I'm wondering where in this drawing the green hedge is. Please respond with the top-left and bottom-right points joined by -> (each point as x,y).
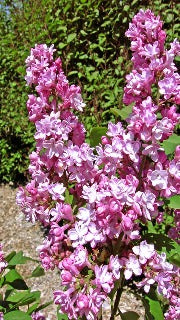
0,0 -> 179,182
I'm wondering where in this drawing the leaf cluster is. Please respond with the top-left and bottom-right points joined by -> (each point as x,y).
0,250 -> 52,319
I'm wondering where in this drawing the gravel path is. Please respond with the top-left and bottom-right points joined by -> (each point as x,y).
0,184 -> 145,319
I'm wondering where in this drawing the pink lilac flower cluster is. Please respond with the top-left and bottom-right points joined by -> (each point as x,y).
120,240 -> 180,318
17,10 -> 180,320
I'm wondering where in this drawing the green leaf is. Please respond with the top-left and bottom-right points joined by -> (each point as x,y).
147,221 -> 157,234
110,105 -> 133,120
4,310 -> 32,320
65,189 -> 73,205
8,251 -> 38,265
4,270 -> 22,283
123,5 -> 130,12
67,33 -> 76,44
121,311 -> 140,320
63,3 -> 71,14
0,304 -> 5,312
169,253 -> 180,267
6,290 -> 30,303
80,30 -> 87,36
19,291 -> 40,306
34,300 -> 53,313
57,314 -> 68,320
5,251 -> 16,263
7,290 -> 40,306
27,303 -> 39,315
30,265 -> 45,278
90,127 -> 107,147
143,293 -> 164,320
4,270 -> 28,290
168,195 -> 180,209
16,66 -> 25,75
166,13 -> 173,23
162,134 -> 180,155
68,71 -> 78,76
58,43 -> 67,49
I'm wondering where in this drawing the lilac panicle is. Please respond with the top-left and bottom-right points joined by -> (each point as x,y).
17,9 -> 180,319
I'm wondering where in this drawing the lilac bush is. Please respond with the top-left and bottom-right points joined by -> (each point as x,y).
17,9 -> 180,320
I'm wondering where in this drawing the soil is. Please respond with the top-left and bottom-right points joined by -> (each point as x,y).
0,184 -> 145,319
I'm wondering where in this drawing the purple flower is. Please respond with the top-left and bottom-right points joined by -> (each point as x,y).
137,277 -> 155,293
124,254 -> 142,280
76,293 -> 89,309
132,241 -> 155,264
0,244 -> 7,274
88,288 -> 107,318
31,312 -> 46,320
68,222 -> 88,247
109,255 -> 122,280
94,265 -> 114,293
48,183 -> 66,200
158,73 -> 180,100
0,313 -> 4,320
165,305 -> 180,320
148,169 -> 168,190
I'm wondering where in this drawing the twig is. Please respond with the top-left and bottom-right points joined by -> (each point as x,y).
110,286 -> 123,320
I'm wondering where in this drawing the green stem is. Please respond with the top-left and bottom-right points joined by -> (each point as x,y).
110,274 -> 125,320
110,286 -> 123,320
118,308 -> 124,319
97,306 -> 102,320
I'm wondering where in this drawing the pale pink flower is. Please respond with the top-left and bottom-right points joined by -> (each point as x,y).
132,241 -> 155,264
94,265 -> 114,293
31,311 -> 46,320
124,254 -> 142,280
48,183 -> 66,200
109,255 -> 122,280
0,313 -> 4,320
148,169 -> 168,190
68,222 -> 88,247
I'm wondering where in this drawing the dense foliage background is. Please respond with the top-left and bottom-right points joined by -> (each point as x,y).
0,0 -> 179,182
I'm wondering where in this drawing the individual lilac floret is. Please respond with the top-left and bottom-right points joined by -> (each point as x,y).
48,183 -> 66,201
31,312 -> 46,320
109,255 -> 122,280
0,244 -> 7,274
120,254 -> 142,280
132,240 -> 155,264
94,265 -> 114,293
0,313 -> 4,320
